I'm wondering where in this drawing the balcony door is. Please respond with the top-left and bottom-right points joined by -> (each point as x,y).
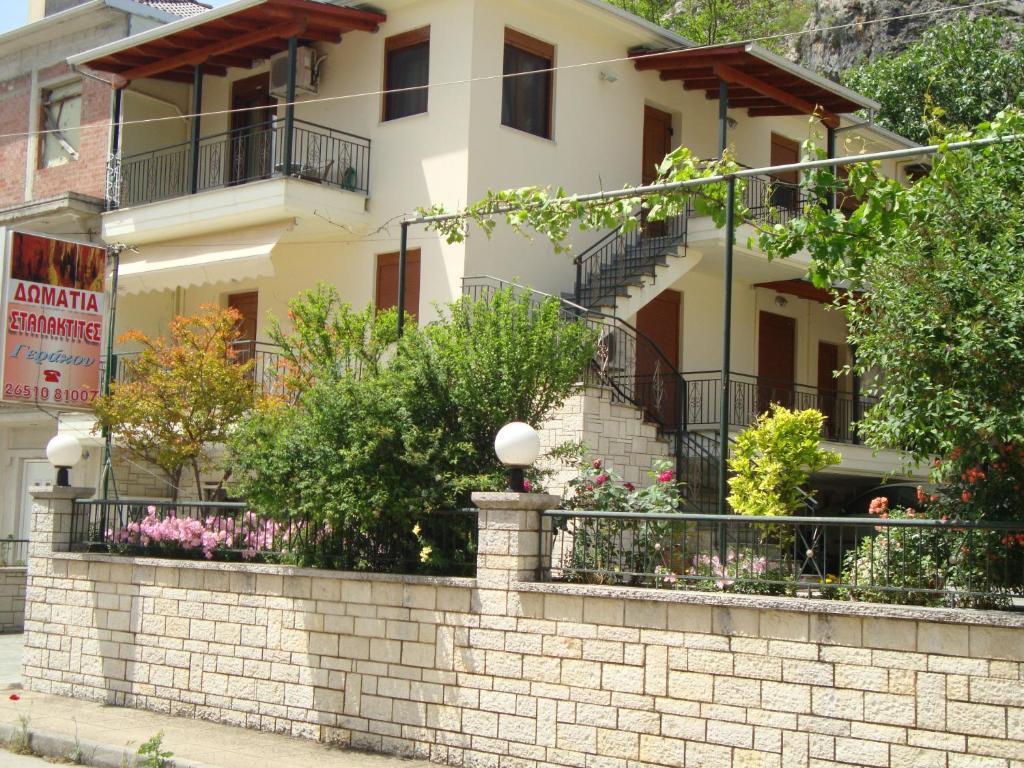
635,288 -> 680,427
230,74 -> 276,185
757,311 -> 795,415
642,106 -> 673,238
817,342 -> 840,439
770,133 -> 800,215
228,291 -> 259,365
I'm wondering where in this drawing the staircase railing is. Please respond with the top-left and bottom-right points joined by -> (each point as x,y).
462,274 -> 688,445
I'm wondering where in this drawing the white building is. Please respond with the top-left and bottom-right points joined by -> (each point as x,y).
65,0 -> 926,510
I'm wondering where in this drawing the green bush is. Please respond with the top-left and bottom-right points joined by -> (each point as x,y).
727,405 -> 840,517
229,285 -> 595,573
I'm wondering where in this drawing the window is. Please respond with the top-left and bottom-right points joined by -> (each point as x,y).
375,249 -> 421,322
40,80 -> 82,168
501,28 -> 554,139
383,27 -> 430,121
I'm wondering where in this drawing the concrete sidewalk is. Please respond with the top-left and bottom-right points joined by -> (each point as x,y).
0,688 -> 429,768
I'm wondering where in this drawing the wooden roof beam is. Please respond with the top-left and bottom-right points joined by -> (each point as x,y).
747,106 -> 803,118
117,21 -> 306,85
714,62 -> 839,128
264,0 -> 384,32
631,45 -> 747,70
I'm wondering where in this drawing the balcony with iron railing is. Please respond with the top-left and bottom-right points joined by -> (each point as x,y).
107,118 -> 371,210
112,340 -> 291,400
683,370 -> 877,444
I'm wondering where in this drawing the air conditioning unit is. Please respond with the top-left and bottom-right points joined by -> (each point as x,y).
270,47 -> 318,97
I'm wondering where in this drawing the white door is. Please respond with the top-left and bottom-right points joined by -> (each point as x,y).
19,460 -> 51,540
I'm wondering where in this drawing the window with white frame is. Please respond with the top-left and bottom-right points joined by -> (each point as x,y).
40,80 -> 82,168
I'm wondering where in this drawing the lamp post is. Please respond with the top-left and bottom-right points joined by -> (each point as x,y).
45,434 -> 82,488
494,422 -> 540,493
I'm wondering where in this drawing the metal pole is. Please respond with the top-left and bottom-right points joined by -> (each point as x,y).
718,79 -> 729,158
101,246 -> 121,502
717,177 -> 736,516
189,63 -> 204,194
283,36 -> 298,177
826,126 -> 837,210
397,221 -> 409,337
850,343 -> 862,445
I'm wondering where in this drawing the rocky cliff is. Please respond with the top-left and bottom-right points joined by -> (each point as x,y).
793,0 -> 1024,80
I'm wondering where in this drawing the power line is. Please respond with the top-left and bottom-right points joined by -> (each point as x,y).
0,0 -> 1007,142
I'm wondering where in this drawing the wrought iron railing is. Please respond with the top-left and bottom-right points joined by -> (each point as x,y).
109,118 -> 371,209
71,499 -> 478,576
542,509 -> 1024,609
0,539 -> 28,567
462,275 -> 687,435
683,370 -> 875,444
113,340 -> 291,399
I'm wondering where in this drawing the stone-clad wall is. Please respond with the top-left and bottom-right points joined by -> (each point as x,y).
23,489 -> 1024,767
0,567 -> 26,633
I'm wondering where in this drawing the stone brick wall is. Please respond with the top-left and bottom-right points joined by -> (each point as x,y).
0,568 -> 26,633
539,387 -> 673,494
23,490 -> 1024,768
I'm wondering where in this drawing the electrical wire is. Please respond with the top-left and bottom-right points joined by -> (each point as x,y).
0,0 -> 1009,142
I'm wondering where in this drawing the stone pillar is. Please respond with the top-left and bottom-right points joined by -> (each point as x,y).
29,486 -> 94,558
472,491 -> 560,587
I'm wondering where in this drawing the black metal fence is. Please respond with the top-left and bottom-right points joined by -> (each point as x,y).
543,510 -> 1024,609
70,499 -> 478,576
0,539 -> 28,567
683,370 -> 876,444
111,118 -> 371,209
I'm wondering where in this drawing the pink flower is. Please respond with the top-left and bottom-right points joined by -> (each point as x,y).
658,470 -> 674,483
595,473 -> 609,486
592,459 -> 603,470
522,479 -> 532,492
868,497 -> 889,516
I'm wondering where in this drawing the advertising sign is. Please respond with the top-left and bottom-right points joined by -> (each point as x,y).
0,229 -> 107,409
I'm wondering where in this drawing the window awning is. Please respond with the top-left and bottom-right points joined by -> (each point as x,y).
629,44 -> 877,129
69,0 -> 386,86
117,222 -> 289,294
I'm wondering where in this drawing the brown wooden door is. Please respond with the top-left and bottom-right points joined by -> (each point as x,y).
230,74 -> 276,184
770,133 -> 800,214
757,311 -> 796,415
228,291 -> 259,365
817,342 -> 840,439
636,288 -> 681,427
376,249 -> 421,323
642,106 -> 673,237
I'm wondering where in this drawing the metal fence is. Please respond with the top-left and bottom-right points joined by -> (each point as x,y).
542,510 -> 1024,609
683,370 -> 877,444
71,499 -> 478,576
0,539 -> 28,567
111,118 -> 371,209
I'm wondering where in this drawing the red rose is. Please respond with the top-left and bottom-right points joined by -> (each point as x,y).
624,482 -> 636,492
8,694 -> 19,701
658,470 -> 674,483
592,459 -> 603,470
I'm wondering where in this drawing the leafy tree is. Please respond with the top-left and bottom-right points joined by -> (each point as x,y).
229,286 -> 596,571
727,405 -> 840,517
94,306 -> 255,500
608,0 -> 811,49
759,108 -> 1024,518
844,15 -> 1024,144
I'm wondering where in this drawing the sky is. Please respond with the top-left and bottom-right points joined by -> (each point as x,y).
0,0 -> 236,35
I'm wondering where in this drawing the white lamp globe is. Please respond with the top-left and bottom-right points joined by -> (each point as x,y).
494,422 -> 540,468
46,434 -> 83,469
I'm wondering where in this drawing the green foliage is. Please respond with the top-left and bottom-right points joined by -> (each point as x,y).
844,15 -> 1024,144
727,405 -> 841,516
94,306 -> 255,500
565,457 -> 682,515
606,0 -> 812,50
136,732 -> 172,768
230,285 -> 595,572
759,108 -> 1024,502
422,147 -> 743,250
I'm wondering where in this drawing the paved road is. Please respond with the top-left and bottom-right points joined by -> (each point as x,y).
0,634 -> 21,689
0,750 -> 51,767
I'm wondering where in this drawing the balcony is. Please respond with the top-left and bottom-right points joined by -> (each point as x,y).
683,371 -> 877,444
107,119 -> 370,210
113,341 -> 290,400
